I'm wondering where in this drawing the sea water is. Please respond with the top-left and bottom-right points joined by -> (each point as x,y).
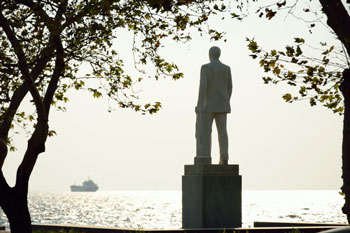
0,190 -> 347,229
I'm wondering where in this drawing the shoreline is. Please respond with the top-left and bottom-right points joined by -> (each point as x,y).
0,223 -> 346,233
1,221 -> 348,233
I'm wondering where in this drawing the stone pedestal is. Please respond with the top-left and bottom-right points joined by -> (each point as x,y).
182,157 -> 242,229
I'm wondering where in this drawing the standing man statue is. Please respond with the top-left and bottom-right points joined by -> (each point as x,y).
195,46 -> 232,165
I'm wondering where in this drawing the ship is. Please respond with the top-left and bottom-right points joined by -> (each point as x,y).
70,179 -> 99,192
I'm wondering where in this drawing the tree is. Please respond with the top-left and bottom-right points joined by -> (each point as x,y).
243,0 -> 350,222
0,0 -> 227,232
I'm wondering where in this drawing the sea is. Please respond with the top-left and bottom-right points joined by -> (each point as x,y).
0,190 -> 348,230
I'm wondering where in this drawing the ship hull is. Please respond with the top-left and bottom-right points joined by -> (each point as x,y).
70,185 -> 98,192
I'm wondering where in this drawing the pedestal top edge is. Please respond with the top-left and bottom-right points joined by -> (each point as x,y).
184,164 -> 239,175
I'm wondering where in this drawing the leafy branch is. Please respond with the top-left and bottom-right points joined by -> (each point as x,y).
247,37 -> 348,114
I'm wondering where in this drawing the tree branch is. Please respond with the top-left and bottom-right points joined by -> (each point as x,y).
0,11 -> 47,122
0,42 -> 57,166
14,0 -> 56,30
15,121 -> 48,188
42,1 -> 67,115
0,0 -> 67,171
0,27 -> 60,171
44,37 -> 64,114
10,1 -> 68,187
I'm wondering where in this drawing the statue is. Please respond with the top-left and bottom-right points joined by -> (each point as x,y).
195,46 -> 232,165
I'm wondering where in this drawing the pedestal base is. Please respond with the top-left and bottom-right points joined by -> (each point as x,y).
182,158 -> 242,229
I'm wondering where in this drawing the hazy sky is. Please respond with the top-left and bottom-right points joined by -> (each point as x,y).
2,1 -> 346,191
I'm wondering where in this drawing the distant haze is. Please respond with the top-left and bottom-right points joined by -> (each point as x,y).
3,1 -> 343,191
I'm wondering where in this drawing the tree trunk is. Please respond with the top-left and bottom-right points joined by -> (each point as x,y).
340,69 -> 350,223
318,0 -> 350,53
0,132 -> 48,233
0,183 -> 32,233
317,0 -> 350,223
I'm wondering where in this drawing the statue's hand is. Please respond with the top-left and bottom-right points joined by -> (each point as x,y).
195,106 -> 205,113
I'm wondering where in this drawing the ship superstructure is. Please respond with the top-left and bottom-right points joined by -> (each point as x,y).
70,179 -> 98,192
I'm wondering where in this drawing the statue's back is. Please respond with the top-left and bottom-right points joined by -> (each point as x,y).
202,61 -> 232,113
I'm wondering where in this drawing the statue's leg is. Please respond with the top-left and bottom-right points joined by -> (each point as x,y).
195,112 -> 202,156
197,111 -> 213,157
215,113 -> 229,164
203,112 -> 214,157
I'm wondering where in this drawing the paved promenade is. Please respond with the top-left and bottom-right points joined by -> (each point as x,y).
0,223 -> 348,233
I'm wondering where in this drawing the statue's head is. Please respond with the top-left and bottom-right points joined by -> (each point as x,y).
209,46 -> 221,61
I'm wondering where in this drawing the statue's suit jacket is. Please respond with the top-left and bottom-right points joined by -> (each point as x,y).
198,60 -> 233,113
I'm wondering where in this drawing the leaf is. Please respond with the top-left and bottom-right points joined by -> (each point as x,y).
287,81 -> 296,86
48,130 -> 57,137
299,86 -> 307,97
294,38 -> 305,44
276,1 -> 286,8
166,64 -> 173,72
282,93 -> 292,102
269,60 -> 276,67
259,59 -> 265,67
291,57 -> 298,63
296,46 -> 303,56
19,112 -> 25,118
310,97 -> 317,106
262,77 -> 272,84
273,67 -> 281,75
247,39 -> 259,53
231,12 -> 242,20
265,8 -> 277,20
94,91 -> 102,98
322,49 -> 329,55
173,73 -> 183,80
335,107 -> 344,114
319,66 -> 325,73
286,46 -> 295,57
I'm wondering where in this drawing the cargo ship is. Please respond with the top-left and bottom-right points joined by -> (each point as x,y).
70,179 -> 98,192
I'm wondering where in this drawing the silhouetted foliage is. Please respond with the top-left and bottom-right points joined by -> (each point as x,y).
0,0 -> 230,232
241,0 -> 350,223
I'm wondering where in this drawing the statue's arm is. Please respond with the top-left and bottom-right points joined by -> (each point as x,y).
197,65 -> 208,110
228,67 -> 233,99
